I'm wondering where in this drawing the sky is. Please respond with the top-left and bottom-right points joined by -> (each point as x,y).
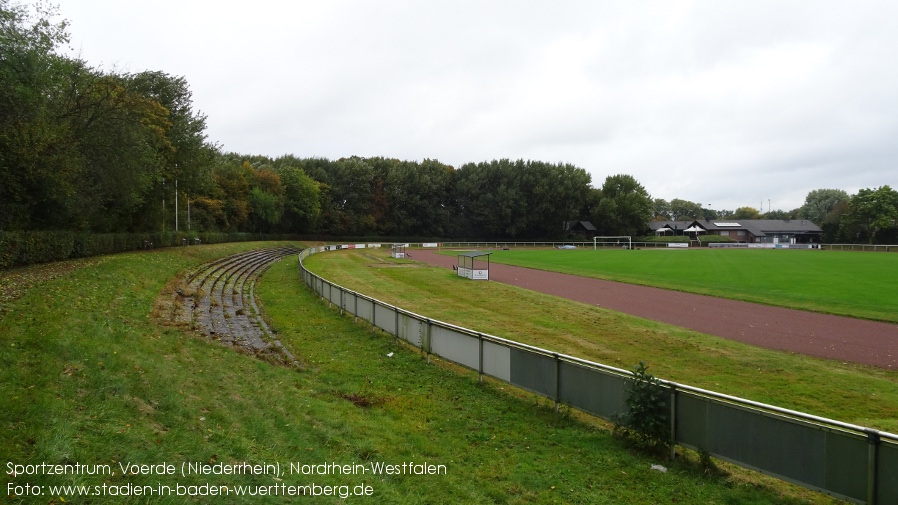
56,0 -> 898,212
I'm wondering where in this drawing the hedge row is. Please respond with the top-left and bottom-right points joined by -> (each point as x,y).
0,231 -> 295,270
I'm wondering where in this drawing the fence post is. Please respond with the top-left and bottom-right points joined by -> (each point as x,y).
669,383 -> 678,460
867,429 -> 880,505
424,319 -> 432,364
553,353 -> 560,413
478,333 -> 484,383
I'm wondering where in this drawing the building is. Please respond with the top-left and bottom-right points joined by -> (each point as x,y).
564,220 -> 597,238
648,219 -> 822,245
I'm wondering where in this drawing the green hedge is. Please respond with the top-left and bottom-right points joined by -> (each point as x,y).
0,231 -> 295,270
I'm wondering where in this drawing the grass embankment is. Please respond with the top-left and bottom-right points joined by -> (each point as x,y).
1,243 -> 838,503
303,249 -> 898,434
480,248 -> 898,322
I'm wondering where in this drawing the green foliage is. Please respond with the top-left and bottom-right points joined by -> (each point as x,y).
669,198 -> 706,220
613,361 -> 670,453
454,159 -> 592,239
696,234 -> 737,243
278,165 -> 321,233
249,186 -> 283,231
733,206 -> 761,220
593,174 -> 653,236
800,189 -> 849,224
638,235 -> 690,243
0,1 -> 212,233
0,230 -> 293,269
839,186 -> 898,244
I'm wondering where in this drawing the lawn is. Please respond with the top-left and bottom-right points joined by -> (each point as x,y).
0,243 -> 843,504
460,248 -> 898,322
302,248 -> 898,434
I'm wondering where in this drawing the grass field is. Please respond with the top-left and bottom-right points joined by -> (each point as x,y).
303,249 -> 898,434
463,248 -> 898,323
0,243 -> 846,504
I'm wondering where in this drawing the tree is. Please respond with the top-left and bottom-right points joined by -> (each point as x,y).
454,160 -> 525,238
799,189 -> 849,224
593,174 -> 653,236
733,207 -> 761,220
0,0 -> 73,229
128,71 -> 212,231
278,165 -> 320,233
652,199 -> 672,220
249,186 -> 282,232
763,209 -> 791,219
211,161 -> 252,231
382,158 -> 456,237
839,186 -> 898,244
65,70 -> 173,231
799,189 -> 848,241
518,161 -> 592,239
669,199 -> 704,221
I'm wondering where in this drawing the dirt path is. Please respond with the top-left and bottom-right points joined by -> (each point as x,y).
413,249 -> 898,369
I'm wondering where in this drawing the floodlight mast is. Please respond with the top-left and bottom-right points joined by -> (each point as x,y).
593,236 -> 632,250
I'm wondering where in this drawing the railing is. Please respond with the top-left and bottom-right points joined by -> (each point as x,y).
822,243 -> 897,252
425,241 -> 898,251
297,246 -> 898,504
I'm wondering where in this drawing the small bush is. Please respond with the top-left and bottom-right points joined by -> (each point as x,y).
613,361 -> 670,453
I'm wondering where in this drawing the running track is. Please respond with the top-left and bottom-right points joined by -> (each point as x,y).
413,250 -> 898,369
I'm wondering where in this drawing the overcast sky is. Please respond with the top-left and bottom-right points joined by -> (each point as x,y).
58,0 -> 897,212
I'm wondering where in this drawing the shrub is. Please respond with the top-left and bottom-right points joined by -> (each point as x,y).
613,361 -> 670,453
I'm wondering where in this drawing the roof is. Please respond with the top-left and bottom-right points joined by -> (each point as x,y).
565,220 -> 597,231
648,219 -> 822,237
457,251 -> 493,258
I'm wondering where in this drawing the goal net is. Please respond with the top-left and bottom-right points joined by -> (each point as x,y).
593,236 -> 632,250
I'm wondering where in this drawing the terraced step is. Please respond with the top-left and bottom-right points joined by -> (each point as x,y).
175,246 -> 301,367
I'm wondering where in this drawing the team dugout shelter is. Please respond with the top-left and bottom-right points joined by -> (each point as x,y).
457,251 -> 491,280
391,243 -> 407,258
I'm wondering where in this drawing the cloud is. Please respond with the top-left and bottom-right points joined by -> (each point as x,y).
61,0 -> 898,211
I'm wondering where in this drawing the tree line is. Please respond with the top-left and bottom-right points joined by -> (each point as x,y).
2,1 -> 896,244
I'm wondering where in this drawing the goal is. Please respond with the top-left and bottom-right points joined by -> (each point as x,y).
593,236 -> 632,250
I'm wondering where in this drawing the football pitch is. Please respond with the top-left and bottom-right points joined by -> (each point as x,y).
479,248 -> 898,323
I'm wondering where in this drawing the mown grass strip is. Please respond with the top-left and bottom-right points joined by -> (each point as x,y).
473,248 -> 898,322
0,243 -> 838,503
303,249 -> 898,433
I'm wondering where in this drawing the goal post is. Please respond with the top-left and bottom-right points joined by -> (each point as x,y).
593,236 -> 632,250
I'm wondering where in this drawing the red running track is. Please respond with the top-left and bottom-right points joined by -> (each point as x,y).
413,250 -> 898,369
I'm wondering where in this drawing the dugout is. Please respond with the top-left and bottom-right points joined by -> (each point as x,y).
457,252 -> 492,280
391,244 -> 407,259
